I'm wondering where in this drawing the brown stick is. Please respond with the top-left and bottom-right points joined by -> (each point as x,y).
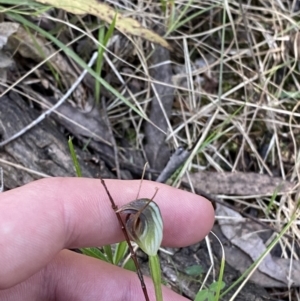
100,178 -> 150,301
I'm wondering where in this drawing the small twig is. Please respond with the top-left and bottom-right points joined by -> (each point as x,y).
0,52 -> 98,147
0,158 -> 51,178
100,178 -> 150,301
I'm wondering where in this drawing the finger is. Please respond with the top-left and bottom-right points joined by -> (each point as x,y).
0,250 -> 191,301
0,178 -> 214,288
53,250 -> 191,301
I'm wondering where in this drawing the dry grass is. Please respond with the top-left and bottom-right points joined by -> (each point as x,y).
102,0 -> 300,296
1,0 -> 300,299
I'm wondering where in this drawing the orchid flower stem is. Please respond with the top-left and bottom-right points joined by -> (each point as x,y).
149,254 -> 163,301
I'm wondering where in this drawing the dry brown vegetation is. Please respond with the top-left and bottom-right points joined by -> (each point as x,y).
0,0 -> 300,300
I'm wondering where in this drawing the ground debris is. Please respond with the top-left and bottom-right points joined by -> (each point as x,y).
183,171 -> 294,196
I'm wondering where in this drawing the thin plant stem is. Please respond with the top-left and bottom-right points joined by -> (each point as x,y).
135,162 -> 148,199
100,178 -> 150,301
149,254 -> 163,301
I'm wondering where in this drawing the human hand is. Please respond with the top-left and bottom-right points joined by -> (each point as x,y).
0,177 -> 214,301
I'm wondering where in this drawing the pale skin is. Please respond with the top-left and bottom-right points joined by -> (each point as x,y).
0,177 -> 215,301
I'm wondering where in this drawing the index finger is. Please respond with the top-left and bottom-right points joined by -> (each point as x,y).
0,177 -> 214,289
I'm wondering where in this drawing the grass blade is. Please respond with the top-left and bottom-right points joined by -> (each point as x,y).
81,247 -> 109,262
113,240 -> 128,265
68,136 -> 82,177
103,245 -> 113,263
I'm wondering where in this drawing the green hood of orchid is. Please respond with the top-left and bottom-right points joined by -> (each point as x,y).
117,198 -> 163,256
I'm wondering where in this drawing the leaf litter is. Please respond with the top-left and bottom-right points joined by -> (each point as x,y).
216,204 -> 300,287
185,170 -> 299,287
5,24 -> 88,109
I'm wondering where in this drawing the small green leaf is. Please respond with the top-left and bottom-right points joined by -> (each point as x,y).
195,289 -> 210,301
209,281 -> 225,292
81,247 -> 108,262
103,245 -> 113,263
208,293 -> 215,301
123,258 -> 136,272
184,264 -> 204,276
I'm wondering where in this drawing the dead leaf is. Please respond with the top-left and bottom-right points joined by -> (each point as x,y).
6,26 -> 87,109
216,204 -> 300,287
184,171 -> 294,196
212,224 -> 297,288
0,52 -> 14,82
0,22 -> 19,82
0,52 -> 13,69
0,22 -> 19,49
35,0 -> 171,50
